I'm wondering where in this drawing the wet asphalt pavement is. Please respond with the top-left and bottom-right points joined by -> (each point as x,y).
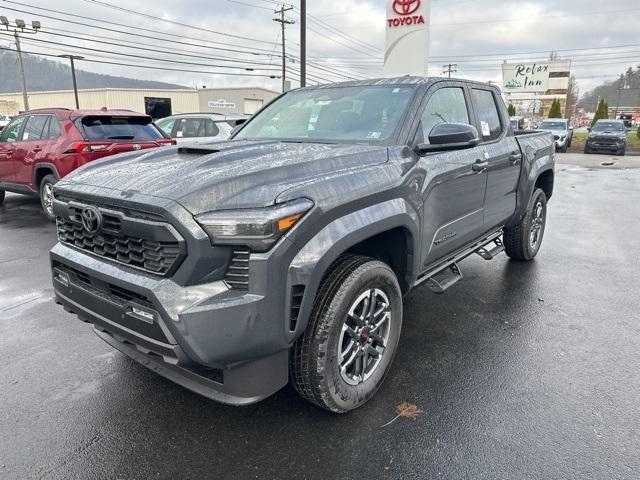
1,160 -> 639,479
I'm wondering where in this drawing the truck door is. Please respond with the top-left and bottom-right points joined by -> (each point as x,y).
14,114 -> 51,186
416,85 -> 489,267
469,88 -> 521,230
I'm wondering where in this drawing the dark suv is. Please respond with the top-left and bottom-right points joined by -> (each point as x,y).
584,120 -> 627,155
0,108 -> 174,219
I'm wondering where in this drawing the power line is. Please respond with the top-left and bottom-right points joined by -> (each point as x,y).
2,2 -> 283,57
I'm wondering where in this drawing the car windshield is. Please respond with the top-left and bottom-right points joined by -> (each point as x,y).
592,122 -> 625,132
236,85 -> 416,143
77,116 -> 164,141
538,121 -> 566,130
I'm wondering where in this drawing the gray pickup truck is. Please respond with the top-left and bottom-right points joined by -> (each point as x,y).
50,77 -> 555,413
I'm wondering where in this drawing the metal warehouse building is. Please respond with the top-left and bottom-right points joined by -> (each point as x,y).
0,87 -> 279,117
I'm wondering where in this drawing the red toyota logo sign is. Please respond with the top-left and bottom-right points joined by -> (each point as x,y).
392,0 -> 421,16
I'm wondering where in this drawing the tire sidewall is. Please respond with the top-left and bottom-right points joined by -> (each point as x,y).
320,263 -> 402,412
39,175 -> 56,221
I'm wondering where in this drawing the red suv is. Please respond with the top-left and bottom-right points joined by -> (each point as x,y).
0,108 -> 174,220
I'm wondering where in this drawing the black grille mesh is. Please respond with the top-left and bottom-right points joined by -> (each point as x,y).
57,217 -> 181,275
224,248 -> 250,290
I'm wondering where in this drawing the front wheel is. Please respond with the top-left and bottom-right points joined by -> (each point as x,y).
39,174 -> 57,222
504,188 -> 547,261
290,255 -> 403,413
0,189 -> 5,205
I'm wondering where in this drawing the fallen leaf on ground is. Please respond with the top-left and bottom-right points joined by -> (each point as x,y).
380,402 -> 423,427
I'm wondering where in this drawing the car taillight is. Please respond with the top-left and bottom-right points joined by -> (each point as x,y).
63,142 -> 111,154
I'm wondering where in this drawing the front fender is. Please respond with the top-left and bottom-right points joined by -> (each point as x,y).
286,198 -> 419,340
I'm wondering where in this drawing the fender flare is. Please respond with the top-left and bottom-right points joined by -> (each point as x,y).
32,163 -> 61,189
285,198 -> 420,341
506,149 -> 555,227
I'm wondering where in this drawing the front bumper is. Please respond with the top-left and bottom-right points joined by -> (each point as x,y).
586,140 -> 625,152
51,242 -> 290,405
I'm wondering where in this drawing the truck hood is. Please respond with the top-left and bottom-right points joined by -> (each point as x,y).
62,140 -> 389,214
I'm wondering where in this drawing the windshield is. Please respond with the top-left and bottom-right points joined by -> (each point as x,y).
592,122 -> 625,132
236,85 -> 416,143
77,116 -> 164,141
538,121 -> 567,130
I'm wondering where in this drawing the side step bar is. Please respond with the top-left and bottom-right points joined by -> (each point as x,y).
415,231 -> 505,294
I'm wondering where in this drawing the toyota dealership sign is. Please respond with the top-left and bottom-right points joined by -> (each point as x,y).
384,0 -> 431,77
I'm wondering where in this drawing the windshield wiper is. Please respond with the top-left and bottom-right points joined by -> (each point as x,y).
106,135 -> 136,140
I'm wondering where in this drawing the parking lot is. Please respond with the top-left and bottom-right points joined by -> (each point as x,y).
1,154 -> 639,479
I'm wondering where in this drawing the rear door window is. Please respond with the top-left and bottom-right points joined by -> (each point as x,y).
22,115 -> 49,141
175,118 -> 204,138
47,116 -> 62,139
204,120 -> 221,137
471,89 -> 503,141
77,116 -> 163,141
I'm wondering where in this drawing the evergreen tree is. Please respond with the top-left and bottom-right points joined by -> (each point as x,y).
548,98 -> 562,118
591,99 -> 609,127
508,104 -> 516,116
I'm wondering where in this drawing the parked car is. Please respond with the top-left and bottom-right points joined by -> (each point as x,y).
155,113 -> 240,144
584,120 -> 627,156
537,119 -> 573,152
0,114 -> 10,131
50,77 -> 555,412
510,116 -> 525,131
0,108 -> 174,219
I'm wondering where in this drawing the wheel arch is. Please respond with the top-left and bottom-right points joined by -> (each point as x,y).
286,199 -> 420,341
33,163 -> 60,191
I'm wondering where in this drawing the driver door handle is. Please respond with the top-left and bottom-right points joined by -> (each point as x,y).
509,151 -> 522,163
472,160 -> 488,172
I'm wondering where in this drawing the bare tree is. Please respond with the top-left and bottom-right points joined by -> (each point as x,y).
564,75 -> 579,121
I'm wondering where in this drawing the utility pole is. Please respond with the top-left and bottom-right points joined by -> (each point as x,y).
1,17 -> 41,112
13,32 -> 29,111
58,55 -> 84,109
300,0 -> 306,87
273,5 -> 294,93
442,64 -> 457,78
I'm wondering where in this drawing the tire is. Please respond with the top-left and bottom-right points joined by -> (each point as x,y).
567,137 -> 572,148
0,189 -> 4,205
618,146 -> 626,156
39,174 -> 57,222
560,144 -> 567,153
584,145 -> 591,154
504,188 -> 547,261
290,254 -> 403,413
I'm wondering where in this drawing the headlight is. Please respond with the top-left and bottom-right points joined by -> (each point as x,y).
195,198 -> 314,252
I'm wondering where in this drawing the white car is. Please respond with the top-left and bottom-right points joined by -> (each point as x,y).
0,114 -> 10,131
155,113 -> 239,144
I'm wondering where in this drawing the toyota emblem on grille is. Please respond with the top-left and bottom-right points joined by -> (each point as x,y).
392,0 -> 420,15
80,206 -> 102,234
132,144 -> 142,151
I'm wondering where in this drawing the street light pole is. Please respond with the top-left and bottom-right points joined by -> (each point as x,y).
1,17 -> 41,112
59,55 -> 84,109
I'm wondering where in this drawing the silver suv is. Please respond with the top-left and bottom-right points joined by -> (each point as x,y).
537,119 -> 573,152
155,113 -> 239,144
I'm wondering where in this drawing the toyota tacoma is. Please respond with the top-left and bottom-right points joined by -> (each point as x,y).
50,78 -> 555,412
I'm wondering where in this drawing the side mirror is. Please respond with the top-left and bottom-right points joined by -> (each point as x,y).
587,127 -> 591,132
416,123 -> 479,154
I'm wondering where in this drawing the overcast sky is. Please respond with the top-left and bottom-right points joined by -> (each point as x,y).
1,0 -> 638,95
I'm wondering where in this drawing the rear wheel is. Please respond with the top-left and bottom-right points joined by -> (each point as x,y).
0,189 -> 5,205
290,255 -> 403,413
504,188 -> 547,261
39,174 -> 57,222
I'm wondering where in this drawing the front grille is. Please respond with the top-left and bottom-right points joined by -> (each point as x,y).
224,248 -> 250,290
594,135 -> 620,145
57,217 -> 182,276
